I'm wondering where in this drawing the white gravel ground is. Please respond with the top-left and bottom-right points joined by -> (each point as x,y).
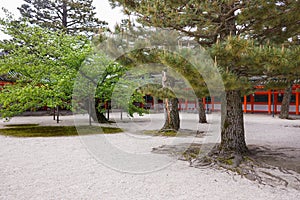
0,113 -> 299,199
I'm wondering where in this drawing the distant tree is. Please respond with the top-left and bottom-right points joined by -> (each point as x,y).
260,45 -> 300,119
18,0 -> 107,35
279,44 -> 300,119
279,82 -> 293,119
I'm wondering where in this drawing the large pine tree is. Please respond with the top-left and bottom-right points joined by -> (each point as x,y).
109,0 -> 300,158
18,0 -> 107,34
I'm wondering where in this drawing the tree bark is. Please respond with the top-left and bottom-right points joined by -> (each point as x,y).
279,83 -> 293,119
198,98 -> 207,123
87,99 -> 109,123
62,0 -> 68,31
161,98 -> 180,131
94,110 -> 109,123
219,90 -> 248,155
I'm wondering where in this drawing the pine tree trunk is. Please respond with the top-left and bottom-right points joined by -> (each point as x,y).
161,98 -> 180,131
198,99 -> 207,123
62,0 -> 68,31
219,90 -> 248,155
279,83 -> 293,119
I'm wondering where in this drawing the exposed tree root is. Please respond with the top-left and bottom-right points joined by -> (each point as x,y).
152,143 -> 300,191
191,146 -> 300,191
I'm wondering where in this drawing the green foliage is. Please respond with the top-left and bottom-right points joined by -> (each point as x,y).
0,13 -> 150,120
210,37 -> 259,91
18,0 -> 107,35
0,16 -> 91,118
253,44 -> 300,89
110,0 -> 300,87
239,0 -> 300,44
72,47 -> 148,118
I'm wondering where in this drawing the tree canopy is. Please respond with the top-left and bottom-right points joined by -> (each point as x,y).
18,0 -> 107,35
0,15 -> 90,118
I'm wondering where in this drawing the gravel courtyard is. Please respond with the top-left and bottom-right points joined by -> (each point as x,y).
0,113 -> 299,199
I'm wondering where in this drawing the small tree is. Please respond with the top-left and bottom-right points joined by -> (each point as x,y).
0,16 -> 90,118
73,49 -> 148,123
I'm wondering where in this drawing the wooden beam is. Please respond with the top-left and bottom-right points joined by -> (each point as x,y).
268,90 -> 272,114
296,91 -> 299,115
243,95 -> 247,113
211,96 -> 215,112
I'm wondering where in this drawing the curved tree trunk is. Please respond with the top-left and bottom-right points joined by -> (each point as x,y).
94,109 -> 109,123
198,98 -> 207,123
219,90 -> 248,155
89,99 -> 109,123
161,98 -> 180,131
279,83 -> 293,119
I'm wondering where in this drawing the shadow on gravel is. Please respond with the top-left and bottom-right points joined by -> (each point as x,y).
152,143 -> 300,190
248,145 -> 300,174
152,143 -> 300,174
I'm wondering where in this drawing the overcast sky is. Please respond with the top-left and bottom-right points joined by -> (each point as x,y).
0,0 -> 125,39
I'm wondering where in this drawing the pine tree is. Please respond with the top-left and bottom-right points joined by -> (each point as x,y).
109,0 -> 300,159
18,0 -> 107,34
241,0 -> 300,119
260,45 -> 300,119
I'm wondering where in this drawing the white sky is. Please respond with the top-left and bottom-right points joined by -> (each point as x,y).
0,0 -> 125,39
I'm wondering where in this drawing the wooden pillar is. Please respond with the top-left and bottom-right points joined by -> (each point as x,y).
153,97 -> 158,111
268,90 -> 272,114
250,94 -> 254,113
211,97 -> 214,112
243,95 -> 247,113
296,91 -> 299,115
185,99 -> 188,111
178,98 -> 181,111
275,93 -> 278,114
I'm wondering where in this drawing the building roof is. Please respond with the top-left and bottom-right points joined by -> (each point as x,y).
0,72 -> 17,82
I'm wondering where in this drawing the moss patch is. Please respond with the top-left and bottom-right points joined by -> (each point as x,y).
143,130 -> 178,137
4,124 -> 39,128
143,129 -> 198,137
182,146 -> 201,160
0,125 -> 123,137
217,157 -> 234,165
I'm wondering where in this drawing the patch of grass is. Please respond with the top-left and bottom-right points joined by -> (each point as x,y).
182,147 -> 201,160
143,129 -> 197,137
100,126 -> 123,134
4,124 -> 39,127
0,125 -> 123,137
217,157 -> 234,165
161,130 -> 178,137
143,130 -> 178,137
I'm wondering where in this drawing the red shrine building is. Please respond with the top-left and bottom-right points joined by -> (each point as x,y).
143,84 -> 300,115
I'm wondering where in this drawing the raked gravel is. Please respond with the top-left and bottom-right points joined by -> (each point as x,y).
0,113 -> 299,199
